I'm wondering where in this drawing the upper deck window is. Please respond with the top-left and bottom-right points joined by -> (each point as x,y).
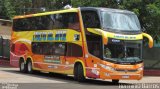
81,11 -> 100,28
101,11 -> 141,31
13,12 -> 79,31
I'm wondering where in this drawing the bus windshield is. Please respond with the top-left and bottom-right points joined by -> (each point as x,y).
101,11 -> 141,31
103,40 -> 142,64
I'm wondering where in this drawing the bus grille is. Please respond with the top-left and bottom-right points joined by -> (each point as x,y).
115,69 -> 138,72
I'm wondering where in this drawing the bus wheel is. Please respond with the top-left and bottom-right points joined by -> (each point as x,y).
19,59 -> 26,73
76,64 -> 86,82
74,65 -> 78,80
112,79 -> 119,84
27,60 -> 33,74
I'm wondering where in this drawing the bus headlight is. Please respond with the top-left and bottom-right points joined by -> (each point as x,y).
100,64 -> 114,71
138,67 -> 143,71
91,69 -> 99,75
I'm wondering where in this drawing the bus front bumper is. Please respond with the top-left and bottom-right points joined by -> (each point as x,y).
100,72 -> 143,80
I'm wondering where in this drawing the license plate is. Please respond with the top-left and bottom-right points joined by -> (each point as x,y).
122,75 -> 129,78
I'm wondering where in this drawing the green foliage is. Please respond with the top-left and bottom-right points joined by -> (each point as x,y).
4,0 -> 16,18
71,0 -> 160,39
145,1 -> 160,36
0,0 -> 8,18
71,0 -> 107,7
0,0 -> 160,39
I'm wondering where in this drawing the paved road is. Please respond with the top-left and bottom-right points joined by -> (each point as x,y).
0,67 -> 160,89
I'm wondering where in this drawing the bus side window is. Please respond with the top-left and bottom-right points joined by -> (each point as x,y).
51,14 -> 65,29
13,12 -> 80,31
66,43 -> 83,57
67,13 -> 80,31
32,42 -> 42,54
54,43 -> 66,56
32,42 -> 66,56
81,11 -> 100,28
86,33 -> 103,58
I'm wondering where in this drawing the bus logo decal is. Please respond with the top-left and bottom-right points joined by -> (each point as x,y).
33,31 -> 66,41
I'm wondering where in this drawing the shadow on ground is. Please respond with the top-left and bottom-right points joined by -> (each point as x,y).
2,68 -> 130,86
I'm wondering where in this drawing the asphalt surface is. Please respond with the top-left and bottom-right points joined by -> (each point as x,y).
0,67 -> 160,89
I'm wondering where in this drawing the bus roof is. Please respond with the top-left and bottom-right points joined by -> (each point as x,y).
80,7 -> 134,14
13,7 -> 134,19
13,8 -> 79,19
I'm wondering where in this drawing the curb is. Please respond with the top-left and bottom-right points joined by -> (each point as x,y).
144,70 -> 160,76
0,59 -> 11,67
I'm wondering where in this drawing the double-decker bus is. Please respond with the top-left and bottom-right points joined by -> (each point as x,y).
10,7 -> 153,83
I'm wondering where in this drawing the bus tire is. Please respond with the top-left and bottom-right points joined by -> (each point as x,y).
26,60 -> 33,74
19,59 -> 27,73
76,64 -> 86,82
112,79 -> 119,84
74,64 -> 78,81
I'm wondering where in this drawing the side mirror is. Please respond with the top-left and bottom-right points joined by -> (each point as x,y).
86,28 -> 108,45
142,33 -> 153,48
103,33 -> 108,45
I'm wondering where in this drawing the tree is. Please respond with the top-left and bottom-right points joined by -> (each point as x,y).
71,0 -> 160,40
0,0 -> 160,39
4,0 -> 17,18
0,0 -> 9,19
